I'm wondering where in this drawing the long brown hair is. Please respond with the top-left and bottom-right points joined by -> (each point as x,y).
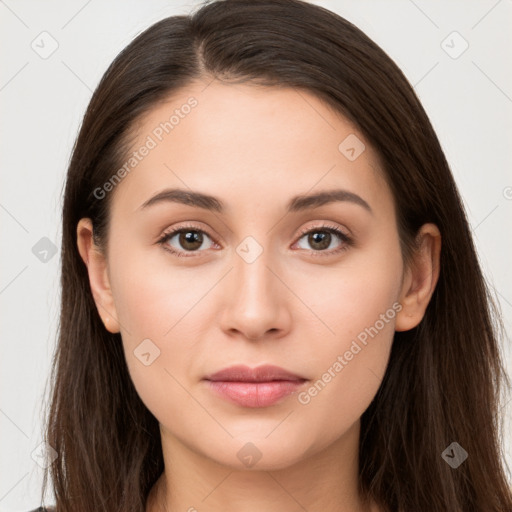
41,0 -> 512,510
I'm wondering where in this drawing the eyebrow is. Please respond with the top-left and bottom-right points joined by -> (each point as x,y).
138,187 -> 372,214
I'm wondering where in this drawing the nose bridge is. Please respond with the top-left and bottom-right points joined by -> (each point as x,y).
219,233 -> 290,340
234,234 -> 279,311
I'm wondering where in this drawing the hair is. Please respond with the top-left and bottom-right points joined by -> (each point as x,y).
40,0 -> 512,510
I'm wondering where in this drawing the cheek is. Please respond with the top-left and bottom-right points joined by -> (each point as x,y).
110,244 -> 213,341
290,238 -> 402,427
107,248 -> 195,409
291,232 -> 403,345
108,245 -> 235,421
292,296 -> 397,456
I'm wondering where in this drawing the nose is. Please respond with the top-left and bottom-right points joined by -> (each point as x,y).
219,245 -> 292,342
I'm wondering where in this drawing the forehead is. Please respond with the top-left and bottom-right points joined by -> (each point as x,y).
108,80 -> 393,218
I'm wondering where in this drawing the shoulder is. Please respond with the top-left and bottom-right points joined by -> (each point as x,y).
28,508 -> 56,512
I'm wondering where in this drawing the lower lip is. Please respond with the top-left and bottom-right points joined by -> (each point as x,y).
205,380 -> 306,408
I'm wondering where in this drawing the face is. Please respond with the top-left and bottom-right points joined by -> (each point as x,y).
86,81 -> 410,470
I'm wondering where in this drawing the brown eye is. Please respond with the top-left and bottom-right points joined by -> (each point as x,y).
158,225 -> 216,257
306,231 -> 332,250
177,230 -> 204,251
296,226 -> 350,254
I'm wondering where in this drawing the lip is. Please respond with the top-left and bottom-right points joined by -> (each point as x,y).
205,364 -> 306,383
203,364 -> 308,408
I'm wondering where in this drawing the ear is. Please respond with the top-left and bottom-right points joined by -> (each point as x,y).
76,218 -> 120,334
395,223 -> 441,332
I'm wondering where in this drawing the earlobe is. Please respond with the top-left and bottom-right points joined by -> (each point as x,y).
76,218 -> 121,334
395,223 -> 441,332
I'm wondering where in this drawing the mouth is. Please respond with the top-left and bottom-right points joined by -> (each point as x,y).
203,364 -> 308,408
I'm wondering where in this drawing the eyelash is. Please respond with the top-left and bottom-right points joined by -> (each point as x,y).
156,222 -> 353,258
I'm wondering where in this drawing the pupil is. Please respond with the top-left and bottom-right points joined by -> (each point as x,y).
310,231 -> 330,250
181,231 -> 202,250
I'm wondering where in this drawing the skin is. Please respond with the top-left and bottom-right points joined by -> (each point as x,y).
77,80 -> 441,512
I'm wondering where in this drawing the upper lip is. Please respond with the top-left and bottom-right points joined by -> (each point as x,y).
204,364 -> 307,382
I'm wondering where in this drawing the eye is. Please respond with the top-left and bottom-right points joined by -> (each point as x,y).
157,222 -> 353,258
157,223 -> 217,257
294,223 -> 353,256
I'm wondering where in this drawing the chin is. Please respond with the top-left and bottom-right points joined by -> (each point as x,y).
203,434 -> 313,472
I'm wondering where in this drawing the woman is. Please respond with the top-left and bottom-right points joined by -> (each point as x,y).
35,0 -> 512,511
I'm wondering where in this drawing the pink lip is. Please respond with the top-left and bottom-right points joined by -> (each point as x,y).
204,364 -> 308,408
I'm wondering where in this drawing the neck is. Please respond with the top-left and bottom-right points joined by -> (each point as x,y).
147,420 -> 377,512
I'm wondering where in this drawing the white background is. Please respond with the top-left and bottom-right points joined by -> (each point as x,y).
1,0 -> 511,509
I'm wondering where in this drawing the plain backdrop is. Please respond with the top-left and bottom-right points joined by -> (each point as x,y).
1,0 -> 511,509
